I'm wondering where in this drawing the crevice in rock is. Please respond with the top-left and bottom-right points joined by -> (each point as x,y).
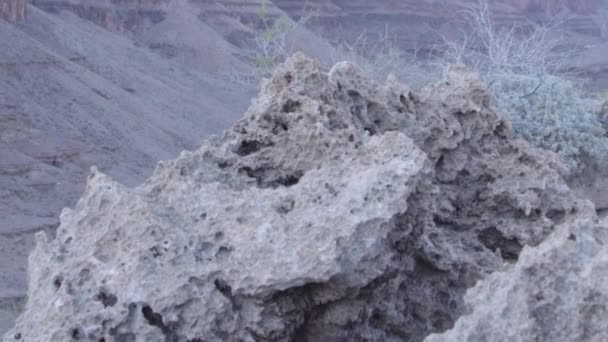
213,278 -> 232,299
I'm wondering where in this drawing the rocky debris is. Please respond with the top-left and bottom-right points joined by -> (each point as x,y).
425,215 -> 608,342
3,53 -> 594,341
0,0 -> 26,21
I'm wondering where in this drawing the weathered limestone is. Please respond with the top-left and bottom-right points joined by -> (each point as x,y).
3,54 -> 598,341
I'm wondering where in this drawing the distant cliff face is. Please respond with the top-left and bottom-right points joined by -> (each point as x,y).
30,0 -> 169,32
274,0 -> 605,48
29,0 -> 264,33
23,0 -> 608,88
28,0 -> 606,49
1,0 -> 26,22
511,0 -> 596,15
27,0 -> 335,75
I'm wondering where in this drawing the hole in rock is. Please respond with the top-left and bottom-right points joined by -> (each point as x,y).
53,276 -> 63,290
214,278 -> 233,299
546,209 -> 566,223
478,227 -> 523,261
284,73 -> 293,83
216,246 -> 233,260
276,199 -> 296,214
217,160 -> 231,169
142,306 -> 164,328
96,290 -> 118,307
150,246 -> 163,258
271,173 -> 303,187
239,166 -> 304,188
272,121 -> 289,134
141,305 -> 175,339
71,328 -> 81,340
282,99 -> 301,113
235,140 -> 264,156
238,166 -> 261,181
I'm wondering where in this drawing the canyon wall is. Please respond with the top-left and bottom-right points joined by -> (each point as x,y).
0,0 -> 26,22
27,0 -> 608,72
274,0 -> 605,49
511,0 -> 597,15
30,0 -> 169,32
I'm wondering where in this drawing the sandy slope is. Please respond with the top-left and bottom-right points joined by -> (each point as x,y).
0,5 -> 254,333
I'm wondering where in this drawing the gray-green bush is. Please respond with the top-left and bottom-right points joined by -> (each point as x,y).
441,0 -> 608,173
493,74 -> 607,171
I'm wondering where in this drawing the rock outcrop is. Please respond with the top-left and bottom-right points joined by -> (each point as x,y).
3,54 -> 598,341
0,0 -> 26,21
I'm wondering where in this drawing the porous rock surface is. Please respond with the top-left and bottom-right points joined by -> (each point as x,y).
425,216 -> 608,342
3,53 -> 593,341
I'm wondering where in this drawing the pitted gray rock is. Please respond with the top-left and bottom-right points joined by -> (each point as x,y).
425,214 -> 608,342
4,53 -> 593,341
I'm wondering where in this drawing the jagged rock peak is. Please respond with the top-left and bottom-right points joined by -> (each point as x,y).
4,53 -> 594,342
0,0 -> 26,22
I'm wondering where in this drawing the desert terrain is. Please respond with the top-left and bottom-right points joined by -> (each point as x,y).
1,0 -> 608,340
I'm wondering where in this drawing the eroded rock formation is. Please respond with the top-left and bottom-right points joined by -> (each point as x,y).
426,215 -> 608,342
3,54 -> 600,341
0,0 -> 26,21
